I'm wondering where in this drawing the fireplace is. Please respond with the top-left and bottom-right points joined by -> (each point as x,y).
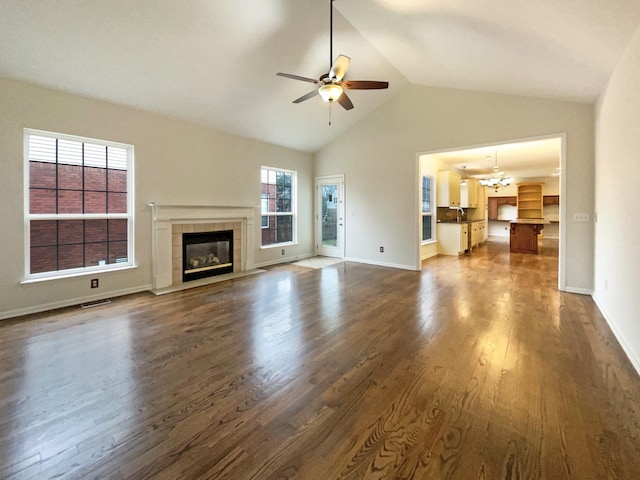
182,230 -> 233,282
150,204 -> 255,290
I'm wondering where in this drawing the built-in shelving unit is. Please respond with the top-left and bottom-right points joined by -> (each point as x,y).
517,183 -> 543,219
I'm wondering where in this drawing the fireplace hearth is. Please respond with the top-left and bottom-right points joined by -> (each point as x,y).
182,230 -> 233,282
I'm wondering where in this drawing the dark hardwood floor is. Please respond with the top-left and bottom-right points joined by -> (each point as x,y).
1,237 -> 639,479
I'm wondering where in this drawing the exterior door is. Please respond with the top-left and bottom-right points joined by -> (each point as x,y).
316,175 -> 344,258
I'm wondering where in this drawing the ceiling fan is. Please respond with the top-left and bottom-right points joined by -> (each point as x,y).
276,0 -> 389,112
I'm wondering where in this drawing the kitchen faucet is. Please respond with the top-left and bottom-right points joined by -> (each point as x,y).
456,207 -> 465,223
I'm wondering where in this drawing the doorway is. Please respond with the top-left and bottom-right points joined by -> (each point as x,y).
316,175 -> 345,258
417,134 -> 566,289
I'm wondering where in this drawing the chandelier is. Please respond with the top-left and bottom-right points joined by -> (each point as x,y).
479,148 -> 513,192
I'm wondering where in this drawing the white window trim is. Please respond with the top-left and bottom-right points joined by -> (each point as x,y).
260,166 -> 297,248
23,128 -> 136,282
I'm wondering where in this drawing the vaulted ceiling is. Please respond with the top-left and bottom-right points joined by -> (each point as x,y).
1,1 -> 639,153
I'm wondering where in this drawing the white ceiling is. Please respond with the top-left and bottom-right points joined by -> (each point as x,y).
1,1 -> 639,153
425,137 -> 561,179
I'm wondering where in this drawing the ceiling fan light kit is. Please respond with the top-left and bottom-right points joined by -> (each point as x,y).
276,0 -> 389,118
318,83 -> 344,102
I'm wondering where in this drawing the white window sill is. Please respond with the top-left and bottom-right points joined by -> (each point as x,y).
260,241 -> 297,250
421,239 -> 436,246
21,265 -> 138,285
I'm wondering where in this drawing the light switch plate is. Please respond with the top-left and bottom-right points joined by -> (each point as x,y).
573,213 -> 589,222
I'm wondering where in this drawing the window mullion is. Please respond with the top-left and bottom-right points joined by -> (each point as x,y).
54,139 -> 59,271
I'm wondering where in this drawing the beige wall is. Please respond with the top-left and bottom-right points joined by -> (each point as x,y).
315,84 -> 594,291
0,77 -> 314,319
593,25 -> 640,373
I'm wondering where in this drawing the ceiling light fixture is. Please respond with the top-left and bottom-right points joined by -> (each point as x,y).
460,165 -> 468,186
479,148 -> 513,192
318,83 -> 344,103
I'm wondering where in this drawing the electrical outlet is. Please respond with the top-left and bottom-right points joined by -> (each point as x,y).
380,246 -> 384,253
90,278 -> 99,288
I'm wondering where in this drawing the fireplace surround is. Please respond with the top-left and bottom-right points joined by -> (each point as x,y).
150,204 -> 256,290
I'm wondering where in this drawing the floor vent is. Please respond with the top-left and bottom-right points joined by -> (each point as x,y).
81,299 -> 111,309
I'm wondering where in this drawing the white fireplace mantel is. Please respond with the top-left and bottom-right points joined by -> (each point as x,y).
150,203 -> 258,289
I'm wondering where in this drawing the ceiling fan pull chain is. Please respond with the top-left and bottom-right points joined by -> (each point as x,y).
329,103 -> 332,126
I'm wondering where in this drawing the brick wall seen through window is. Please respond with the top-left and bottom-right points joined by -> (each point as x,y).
26,131 -> 133,277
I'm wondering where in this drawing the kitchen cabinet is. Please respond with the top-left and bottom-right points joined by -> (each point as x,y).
477,183 -> 486,212
470,220 -> 486,248
488,196 -> 517,220
436,222 -> 468,255
460,178 -> 479,208
437,171 -> 461,207
517,183 -> 544,219
510,220 -> 545,254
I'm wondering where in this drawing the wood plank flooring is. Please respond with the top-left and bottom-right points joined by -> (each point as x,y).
1,237 -> 639,479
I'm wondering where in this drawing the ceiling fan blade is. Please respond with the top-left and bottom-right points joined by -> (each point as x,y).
329,55 -> 351,81
292,89 -> 319,104
276,72 -> 320,84
337,92 -> 354,111
341,80 -> 389,90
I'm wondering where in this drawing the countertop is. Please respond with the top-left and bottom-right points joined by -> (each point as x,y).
437,219 -> 485,224
510,218 -> 547,225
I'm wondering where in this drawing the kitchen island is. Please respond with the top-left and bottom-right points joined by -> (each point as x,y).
509,219 -> 545,254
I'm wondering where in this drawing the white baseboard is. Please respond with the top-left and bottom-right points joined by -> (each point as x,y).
0,284 -> 152,321
592,293 -> 640,376
254,253 -> 314,269
421,252 -> 438,262
562,286 -> 593,295
344,256 -> 419,271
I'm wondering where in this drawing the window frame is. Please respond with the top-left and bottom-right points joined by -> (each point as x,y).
260,193 -> 270,229
260,166 -> 297,248
23,128 -> 135,282
421,174 -> 435,244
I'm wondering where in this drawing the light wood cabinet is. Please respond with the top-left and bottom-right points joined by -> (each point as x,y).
460,178 -> 479,208
470,220 -> 486,248
437,171 -> 461,207
436,222 -> 468,255
517,183 -> 543,219
476,183 -> 485,212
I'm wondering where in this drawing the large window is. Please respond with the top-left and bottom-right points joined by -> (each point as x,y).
261,167 -> 296,246
421,175 -> 434,242
25,129 -> 134,279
